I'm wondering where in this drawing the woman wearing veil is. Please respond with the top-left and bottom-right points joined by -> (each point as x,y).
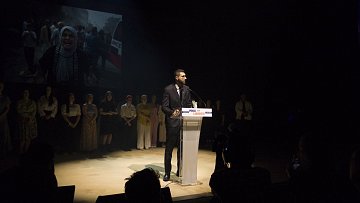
39,25 -> 91,90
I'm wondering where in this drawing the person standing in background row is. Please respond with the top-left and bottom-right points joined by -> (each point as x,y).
200,99 -> 214,145
235,93 -> 253,121
80,93 -> 98,153
161,69 -> 192,181
16,89 -> 37,154
99,91 -> 117,152
37,86 -> 58,148
119,95 -> 137,151
234,93 -> 253,136
150,95 -> 159,147
60,92 -> 81,154
136,94 -> 152,150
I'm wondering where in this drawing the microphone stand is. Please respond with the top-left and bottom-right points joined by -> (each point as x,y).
189,89 -> 207,108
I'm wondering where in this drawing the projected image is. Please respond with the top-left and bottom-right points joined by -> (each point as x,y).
2,3 -> 122,88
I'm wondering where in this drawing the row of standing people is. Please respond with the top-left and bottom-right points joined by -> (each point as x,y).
0,82 -> 167,158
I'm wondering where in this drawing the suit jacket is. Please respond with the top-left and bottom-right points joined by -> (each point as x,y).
162,83 -> 192,128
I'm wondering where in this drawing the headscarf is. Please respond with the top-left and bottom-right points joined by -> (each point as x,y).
54,26 -> 79,82
58,26 -> 78,55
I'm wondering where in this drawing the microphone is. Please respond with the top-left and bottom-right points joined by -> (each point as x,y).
188,88 -> 207,108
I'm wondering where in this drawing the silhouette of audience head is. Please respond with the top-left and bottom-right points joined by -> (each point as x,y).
286,129 -> 333,180
288,129 -> 360,203
223,123 -> 254,168
125,167 -> 161,203
296,130 -> 330,171
209,122 -> 271,203
1,142 -> 59,203
19,141 -> 58,202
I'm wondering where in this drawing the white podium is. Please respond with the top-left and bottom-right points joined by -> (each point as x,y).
179,108 -> 212,185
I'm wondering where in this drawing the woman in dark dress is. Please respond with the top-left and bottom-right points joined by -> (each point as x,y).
98,91 -> 117,151
60,92 -> 81,153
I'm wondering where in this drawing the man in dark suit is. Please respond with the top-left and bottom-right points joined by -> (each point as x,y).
162,69 -> 192,181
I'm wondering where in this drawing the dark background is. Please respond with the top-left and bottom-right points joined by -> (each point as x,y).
1,0 -> 360,145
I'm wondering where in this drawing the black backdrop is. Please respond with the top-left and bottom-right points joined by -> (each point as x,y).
1,0 -> 360,144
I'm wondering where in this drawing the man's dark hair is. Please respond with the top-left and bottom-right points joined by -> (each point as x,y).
223,122 -> 255,167
174,69 -> 185,77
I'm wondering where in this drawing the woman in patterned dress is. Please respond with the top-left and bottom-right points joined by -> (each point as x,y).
80,93 -> 98,152
16,89 -> 37,154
